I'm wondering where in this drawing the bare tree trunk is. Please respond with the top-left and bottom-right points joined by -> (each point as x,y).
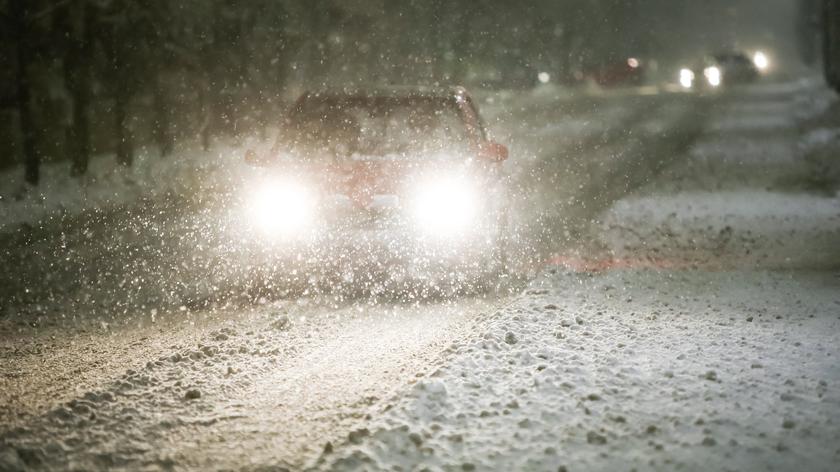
98,6 -> 136,168
18,44 -> 39,186
67,81 -> 90,175
450,4 -> 471,85
153,75 -> 174,157
430,0 -> 447,82
824,0 -> 840,92
66,3 -> 94,176
796,0 -> 819,66
198,82 -> 213,152
11,0 -> 39,186
114,90 -> 132,166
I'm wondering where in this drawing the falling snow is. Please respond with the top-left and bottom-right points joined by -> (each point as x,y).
2,1 -> 840,471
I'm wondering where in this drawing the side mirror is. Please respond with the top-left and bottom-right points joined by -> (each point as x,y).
481,141 -> 509,162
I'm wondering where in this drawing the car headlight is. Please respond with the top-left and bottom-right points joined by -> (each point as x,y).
753,51 -> 769,71
679,68 -> 695,89
248,178 -> 317,236
704,66 -> 722,87
411,175 -> 478,238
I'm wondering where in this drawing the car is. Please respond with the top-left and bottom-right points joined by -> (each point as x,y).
709,52 -> 761,85
678,51 -> 761,90
586,57 -> 646,87
241,87 -> 510,289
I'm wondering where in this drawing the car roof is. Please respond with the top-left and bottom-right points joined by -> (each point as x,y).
299,86 -> 471,102
712,51 -> 751,61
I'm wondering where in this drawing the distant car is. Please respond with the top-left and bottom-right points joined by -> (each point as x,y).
710,52 -> 761,84
242,87 -> 510,284
678,51 -> 761,90
587,57 -> 646,87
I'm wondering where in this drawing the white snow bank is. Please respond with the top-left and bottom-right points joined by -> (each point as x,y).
325,269 -> 840,471
710,77 -> 833,133
597,77 -> 840,270
743,76 -> 824,96
800,128 -> 840,154
709,114 -> 794,133
598,190 -> 840,269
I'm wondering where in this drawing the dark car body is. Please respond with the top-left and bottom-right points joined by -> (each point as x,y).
686,52 -> 759,90
587,58 -> 646,87
709,52 -> 760,85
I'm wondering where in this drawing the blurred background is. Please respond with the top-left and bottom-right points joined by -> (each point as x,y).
0,0 -> 826,185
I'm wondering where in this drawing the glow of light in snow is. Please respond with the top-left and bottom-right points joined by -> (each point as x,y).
679,68 -> 695,89
704,66 -> 722,87
627,57 -> 639,68
753,51 -> 769,71
411,175 -> 478,238
537,72 -> 551,84
248,178 -> 317,236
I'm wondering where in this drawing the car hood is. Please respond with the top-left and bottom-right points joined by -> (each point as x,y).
269,155 -> 466,208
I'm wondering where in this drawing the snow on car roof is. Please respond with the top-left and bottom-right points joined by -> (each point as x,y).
301,86 -> 470,102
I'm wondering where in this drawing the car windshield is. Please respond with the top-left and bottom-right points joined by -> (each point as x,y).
714,54 -> 752,65
280,96 -> 471,160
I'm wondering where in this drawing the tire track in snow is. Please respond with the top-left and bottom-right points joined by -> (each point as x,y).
0,294 -> 513,470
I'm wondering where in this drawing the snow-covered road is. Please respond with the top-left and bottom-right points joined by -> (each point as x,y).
320,80 -> 840,471
323,270 -> 840,472
2,294 -> 509,470
2,79 -> 839,471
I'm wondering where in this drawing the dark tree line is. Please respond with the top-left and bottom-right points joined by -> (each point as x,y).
0,0 -> 710,186
824,0 -> 840,92
795,0 -> 840,92
1,0 -> 296,185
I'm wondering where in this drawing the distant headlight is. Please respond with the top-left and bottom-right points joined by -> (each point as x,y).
753,51 -> 769,71
679,68 -> 695,89
411,175 -> 478,238
704,66 -> 722,87
248,178 -> 317,236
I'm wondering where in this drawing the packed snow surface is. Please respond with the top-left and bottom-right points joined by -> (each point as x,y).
323,270 -> 840,472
